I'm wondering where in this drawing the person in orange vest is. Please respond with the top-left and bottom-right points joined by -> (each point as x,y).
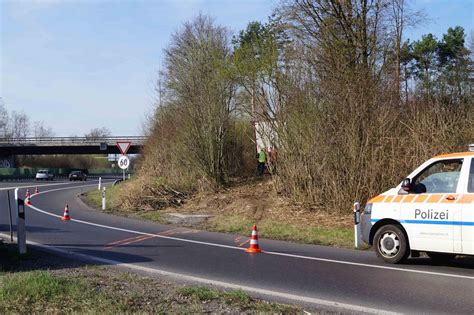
256,147 -> 267,176
268,146 -> 278,174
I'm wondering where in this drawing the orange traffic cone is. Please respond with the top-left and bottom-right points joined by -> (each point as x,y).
245,224 -> 262,253
35,187 -> 39,194
25,189 -> 31,205
61,204 -> 71,221
25,194 -> 32,205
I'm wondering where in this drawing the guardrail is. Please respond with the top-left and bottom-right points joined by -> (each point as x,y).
0,136 -> 147,145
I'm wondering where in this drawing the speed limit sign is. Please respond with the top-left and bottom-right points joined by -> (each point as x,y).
118,155 -> 130,170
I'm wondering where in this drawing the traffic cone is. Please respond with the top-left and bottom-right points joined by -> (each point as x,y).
245,224 -> 262,253
35,187 -> 39,195
61,204 -> 71,221
25,194 -> 32,205
25,189 -> 31,205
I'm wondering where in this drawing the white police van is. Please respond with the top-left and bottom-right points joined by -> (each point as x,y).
361,144 -> 474,263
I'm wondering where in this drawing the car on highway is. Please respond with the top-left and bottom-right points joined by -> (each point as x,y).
69,170 -> 87,181
35,169 -> 54,181
361,144 -> 474,264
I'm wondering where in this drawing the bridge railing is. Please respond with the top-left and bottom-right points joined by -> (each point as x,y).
0,136 -> 147,145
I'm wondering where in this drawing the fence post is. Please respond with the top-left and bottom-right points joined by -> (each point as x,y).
14,188 -> 26,254
354,202 -> 361,249
101,187 -> 106,210
7,190 -> 13,242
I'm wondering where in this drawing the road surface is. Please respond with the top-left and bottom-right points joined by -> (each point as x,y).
1,181 -> 473,314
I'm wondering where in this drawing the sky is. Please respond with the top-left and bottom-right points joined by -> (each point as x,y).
1,0 -> 472,136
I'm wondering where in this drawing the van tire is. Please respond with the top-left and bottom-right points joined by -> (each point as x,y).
374,224 -> 409,264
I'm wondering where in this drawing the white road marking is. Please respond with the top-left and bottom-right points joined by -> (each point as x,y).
0,234 -> 397,315
25,185 -> 474,282
0,180 -> 100,191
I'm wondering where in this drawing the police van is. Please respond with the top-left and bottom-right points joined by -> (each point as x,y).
361,144 -> 474,263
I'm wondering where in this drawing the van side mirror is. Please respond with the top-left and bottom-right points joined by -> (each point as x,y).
401,178 -> 411,192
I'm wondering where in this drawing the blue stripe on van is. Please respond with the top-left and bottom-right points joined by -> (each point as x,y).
371,219 -> 474,226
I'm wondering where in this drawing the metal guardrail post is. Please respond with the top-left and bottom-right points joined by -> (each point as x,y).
14,188 -> 26,254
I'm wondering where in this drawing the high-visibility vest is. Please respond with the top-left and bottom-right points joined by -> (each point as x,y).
258,151 -> 266,163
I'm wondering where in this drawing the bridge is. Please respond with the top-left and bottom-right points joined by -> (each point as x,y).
0,136 -> 146,167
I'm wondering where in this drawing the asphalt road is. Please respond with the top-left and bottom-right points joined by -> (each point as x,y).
1,181 -> 473,314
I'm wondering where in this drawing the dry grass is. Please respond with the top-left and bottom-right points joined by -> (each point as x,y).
86,176 -> 356,248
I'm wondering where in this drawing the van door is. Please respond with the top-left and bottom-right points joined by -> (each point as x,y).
400,159 -> 464,253
462,158 -> 474,255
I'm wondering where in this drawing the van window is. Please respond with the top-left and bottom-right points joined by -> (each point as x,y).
469,160 -> 474,193
413,159 -> 463,194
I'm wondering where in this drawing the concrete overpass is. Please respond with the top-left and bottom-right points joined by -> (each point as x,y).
0,137 -> 146,167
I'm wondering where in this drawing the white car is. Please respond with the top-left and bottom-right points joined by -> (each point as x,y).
35,169 -> 54,181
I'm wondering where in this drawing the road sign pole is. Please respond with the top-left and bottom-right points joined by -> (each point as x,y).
14,188 -> 26,254
123,169 -> 125,181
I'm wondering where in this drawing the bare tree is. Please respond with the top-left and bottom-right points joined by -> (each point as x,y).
10,111 -> 30,139
0,98 -> 10,138
84,127 -> 112,140
33,121 -> 55,138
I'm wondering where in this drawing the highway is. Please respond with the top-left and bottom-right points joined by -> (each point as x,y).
1,180 -> 473,314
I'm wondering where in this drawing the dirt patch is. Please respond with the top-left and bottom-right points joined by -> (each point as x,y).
161,177 -> 352,229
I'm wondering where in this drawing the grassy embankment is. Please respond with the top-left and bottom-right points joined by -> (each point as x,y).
0,242 -> 299,313
84,182 -> 359,249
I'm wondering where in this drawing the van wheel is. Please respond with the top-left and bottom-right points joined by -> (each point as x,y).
374,224 -> 409,264
426,252 -> 456,264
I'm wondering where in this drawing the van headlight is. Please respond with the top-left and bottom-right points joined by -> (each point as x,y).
364,203 -> 372,214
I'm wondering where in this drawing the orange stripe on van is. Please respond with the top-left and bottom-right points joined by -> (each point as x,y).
392,195 -> 404,203
458,194 -> 474,204
434,152 -> 474,159
413,195 -> 428,203
426,194 -> 443,203
384,195 -> 394,203
403,195 -> 416,203
368,195 -> 385,203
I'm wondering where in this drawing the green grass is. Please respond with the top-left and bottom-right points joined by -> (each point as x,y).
0,267 -> 298,313
84,185 -> 166,223
0,271 -> 121,313
83,184 -> 121,212
179,286 -> 218,301
178,286 -> 296,312
209,215 -> 357,248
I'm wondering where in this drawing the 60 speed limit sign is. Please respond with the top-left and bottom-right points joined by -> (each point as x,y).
118,155 -> 130,170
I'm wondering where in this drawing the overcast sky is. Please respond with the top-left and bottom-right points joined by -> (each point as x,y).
1,0 -> 472,136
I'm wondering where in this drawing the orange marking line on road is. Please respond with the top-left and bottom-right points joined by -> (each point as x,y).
234,235 -> 244,242
105,235 -> 147,247
238,239 -> 250,247
104,228 -> 201,250
158,228 -> 183,236
119,235 -> 155,246
104,234 -> 156,250
180,230 -> 199,234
